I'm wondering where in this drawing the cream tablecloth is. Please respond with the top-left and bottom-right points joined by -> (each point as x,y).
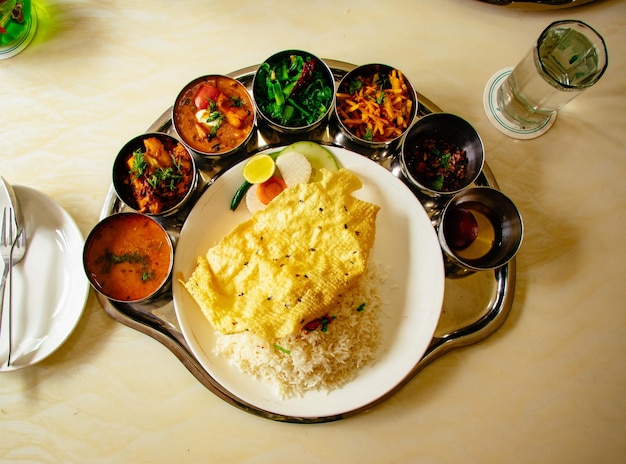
2,0 -> 625,462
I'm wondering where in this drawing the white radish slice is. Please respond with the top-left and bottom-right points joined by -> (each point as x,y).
275,151 -> 312,187
278,141 -> 339,182
245,183 -> 266,215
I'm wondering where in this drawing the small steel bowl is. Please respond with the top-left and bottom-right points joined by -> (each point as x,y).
400,112 -> 484,197
172,74 -> 256,157
113,132 -> 198,218
437,187 -> 523,277
252,49 -> 335,134
335,63 -> 418,149
83,212 -> 174,304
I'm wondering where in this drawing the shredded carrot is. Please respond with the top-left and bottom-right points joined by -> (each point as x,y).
257,176 -> 287,205
336,69 -> 413,143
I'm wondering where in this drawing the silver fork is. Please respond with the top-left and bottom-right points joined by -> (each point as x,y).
0,207 -> 26,366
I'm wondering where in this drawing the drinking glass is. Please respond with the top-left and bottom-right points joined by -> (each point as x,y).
484,20 -> 608,139
0,0 -> 37,60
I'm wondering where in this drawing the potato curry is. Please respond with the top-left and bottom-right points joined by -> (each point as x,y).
124,136 -> 194,215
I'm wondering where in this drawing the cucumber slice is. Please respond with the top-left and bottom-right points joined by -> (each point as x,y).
278,141 -> 339,182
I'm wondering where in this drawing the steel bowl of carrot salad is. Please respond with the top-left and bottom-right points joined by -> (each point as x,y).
335,63 -> 418,148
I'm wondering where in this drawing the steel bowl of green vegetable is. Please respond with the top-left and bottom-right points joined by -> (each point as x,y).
252,50 -> 335,134
335,63 -> 418,149
399,112 -> 484,198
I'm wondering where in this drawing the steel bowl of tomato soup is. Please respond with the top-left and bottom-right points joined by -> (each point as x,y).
400,112 -> 484,197
113,132 -> 198,217
252,50 -> 335,134
83,213 -> 174,304
172,74 -> 256,157
335,63 -> 418,149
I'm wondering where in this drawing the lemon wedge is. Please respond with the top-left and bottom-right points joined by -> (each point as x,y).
242,154 -> 276,184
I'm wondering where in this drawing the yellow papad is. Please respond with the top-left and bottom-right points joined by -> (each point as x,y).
183,168 -> 379,341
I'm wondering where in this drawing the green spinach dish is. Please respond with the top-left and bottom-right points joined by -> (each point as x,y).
254,54 -> 334,128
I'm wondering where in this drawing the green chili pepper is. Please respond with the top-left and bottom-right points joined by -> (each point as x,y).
230,180 -> 251,211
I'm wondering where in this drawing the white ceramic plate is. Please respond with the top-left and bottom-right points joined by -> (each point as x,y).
172,146 -> 445,419
0,186 -> 89,371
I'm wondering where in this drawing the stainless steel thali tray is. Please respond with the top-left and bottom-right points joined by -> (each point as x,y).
96,59 -> 516,423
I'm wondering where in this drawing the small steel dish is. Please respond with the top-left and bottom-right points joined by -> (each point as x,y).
83,212 -> 174,304
172,74 -> 256,157
113,132 -> 198,218
335,63 -> 418,149
252,49 -> 335,134
438,186 -> 523,276
400,112 -> 484,197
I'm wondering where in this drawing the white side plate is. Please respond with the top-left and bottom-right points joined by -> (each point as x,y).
0,186 -> 89,371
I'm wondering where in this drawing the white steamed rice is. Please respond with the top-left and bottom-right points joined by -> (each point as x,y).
214,258 -> 386,398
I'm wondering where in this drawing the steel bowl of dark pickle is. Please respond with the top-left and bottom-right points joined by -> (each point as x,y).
252,49 -> 335,134
399,112 -> 484,197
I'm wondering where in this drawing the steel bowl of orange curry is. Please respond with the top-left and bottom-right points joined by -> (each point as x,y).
83,213 -> 174,304
172,74 -> 256,157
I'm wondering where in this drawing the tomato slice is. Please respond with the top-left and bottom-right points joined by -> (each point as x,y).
194,84 -> 221,110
